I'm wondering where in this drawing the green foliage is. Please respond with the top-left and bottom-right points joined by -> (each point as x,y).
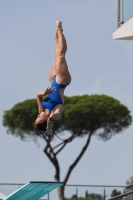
111,189 -> 121,197
62,95 -> 132,140
65,198 -> 100,200
2,95 -> 132,140
65,192 -> 102,200
126,176 -> 133,185
65,198 -> 87,200
2,99 -> 37,139
65,198 -> 92,200
86,192 -> 102,200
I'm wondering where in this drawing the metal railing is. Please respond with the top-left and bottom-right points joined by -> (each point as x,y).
0,183 -> 126,200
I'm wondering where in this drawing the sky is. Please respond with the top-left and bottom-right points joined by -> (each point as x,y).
0,0 -> 133,198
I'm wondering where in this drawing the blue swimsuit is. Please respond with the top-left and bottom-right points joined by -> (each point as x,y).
41,76 -> 67,113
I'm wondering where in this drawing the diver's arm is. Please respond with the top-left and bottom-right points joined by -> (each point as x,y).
37,86 -> 56,98
36,91 -> 45,113
36,96 -> 42,113
36,86 -> 56,113
46,112 -> 61,133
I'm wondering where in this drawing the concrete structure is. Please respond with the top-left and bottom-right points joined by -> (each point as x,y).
113,0 -> 133,40
113,17 -> 133,40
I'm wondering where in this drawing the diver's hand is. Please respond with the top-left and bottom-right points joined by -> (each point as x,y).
44,86 -> 56,95
37,86 -> 56,98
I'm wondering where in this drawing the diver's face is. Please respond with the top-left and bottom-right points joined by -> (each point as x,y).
35,112 -> 48,124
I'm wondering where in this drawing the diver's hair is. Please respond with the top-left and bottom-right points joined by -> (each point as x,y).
33,121 -> 47,132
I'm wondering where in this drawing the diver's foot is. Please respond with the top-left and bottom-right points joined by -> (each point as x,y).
56,20 -> 63,32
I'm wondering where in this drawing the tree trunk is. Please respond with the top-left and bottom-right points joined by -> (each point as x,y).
57,185 -> 65,200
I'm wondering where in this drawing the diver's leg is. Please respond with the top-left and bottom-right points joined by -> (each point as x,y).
49,61 -> 56,84
54,20 -> 71,85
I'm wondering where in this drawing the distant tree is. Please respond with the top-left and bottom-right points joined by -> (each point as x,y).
67,194 -> 77,200
65,198 -> 86,200
66,192 -> 102,200
111,189 -> 121,197
71,194 -> 77,198
65,198 -> 81,200
126,176 -> 133,185
3,94 -> 132,200
86,193 -> 102,200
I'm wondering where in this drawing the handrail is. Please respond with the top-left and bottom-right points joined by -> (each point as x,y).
0,183 -> 125,187
125,184 -> 133,190
108,190 -> 133,200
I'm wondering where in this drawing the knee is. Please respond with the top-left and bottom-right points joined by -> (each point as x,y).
56,52 -> 63,58
58,50 -> 65,57
57,49 -> 67,57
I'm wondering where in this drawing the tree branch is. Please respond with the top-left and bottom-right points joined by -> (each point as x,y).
53,133 -> 75,149
63,131 -> 93,184
55,133 -> 77,155
55,142 -> 67,155
43,137 -> 61,181
54,130 -> 88,155
44,143 -> 55,165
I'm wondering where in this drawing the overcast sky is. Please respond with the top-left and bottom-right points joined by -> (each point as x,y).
0,0 -> 133,198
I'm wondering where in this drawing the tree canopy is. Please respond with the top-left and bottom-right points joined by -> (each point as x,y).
111,189 -> 121,197
126,176 -> 133,185
3,94 -> 132,141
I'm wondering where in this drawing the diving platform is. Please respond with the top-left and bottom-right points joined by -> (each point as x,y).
3,181 -> 63,200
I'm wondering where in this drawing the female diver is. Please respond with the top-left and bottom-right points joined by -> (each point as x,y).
34,20 -> 71,134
